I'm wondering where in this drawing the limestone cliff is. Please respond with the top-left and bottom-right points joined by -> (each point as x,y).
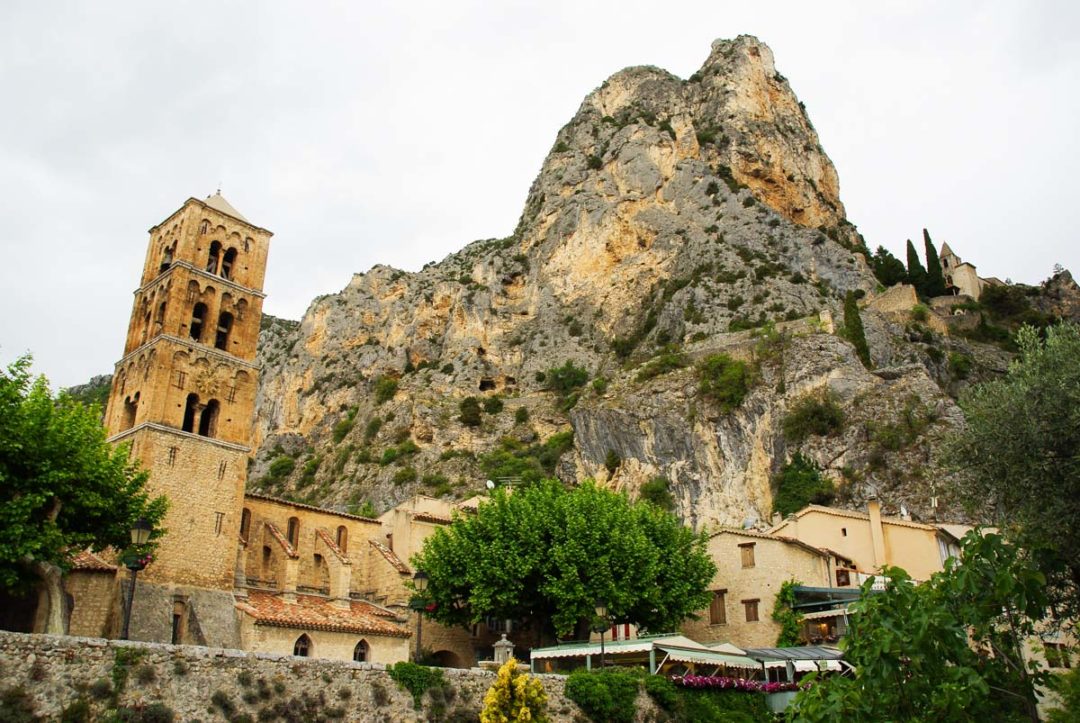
241,37 -> 1004,529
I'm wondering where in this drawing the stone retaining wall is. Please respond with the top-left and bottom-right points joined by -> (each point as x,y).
0,631 -> 600,722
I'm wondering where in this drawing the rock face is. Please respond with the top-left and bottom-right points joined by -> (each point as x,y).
243,36 -> 999,528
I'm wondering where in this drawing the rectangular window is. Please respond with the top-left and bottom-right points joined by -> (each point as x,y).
171,613 -> 182,644
739,542 -> 756,569
226,385 -> 237,403
743,599 -> 760,623
836,569 -> 851,587
218,460 -> 227,479
173,370 -> 187,389
167,447 -> 178,466
214,511 -> 224,535
1046,642 -> 1071,669
709,589 -> 727,625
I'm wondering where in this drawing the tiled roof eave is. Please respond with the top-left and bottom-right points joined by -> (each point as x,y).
252,618 -> 411,638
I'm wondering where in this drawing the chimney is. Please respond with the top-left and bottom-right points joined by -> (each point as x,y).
784,513 -> 799,540
867,500 -> 886,569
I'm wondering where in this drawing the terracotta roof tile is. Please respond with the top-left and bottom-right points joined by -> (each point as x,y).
711,527 -> 829,559
237,591 -> 410,638
70,549 -> 117,572
369,540 -> 410,575
244,492 -> 380,524
412,512 -> 453,525
314,528 -> 351,565
265,522 -> 299,559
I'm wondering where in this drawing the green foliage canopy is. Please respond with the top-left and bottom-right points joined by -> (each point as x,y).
923,229 -> 947,297
771,454 -> 835,517
869,246 -> 906,288
0,356 -> 167,593
696,354 -> 750,412
841,291 -> 871,368
905,238 -> 928,296
411,481 -> 715,640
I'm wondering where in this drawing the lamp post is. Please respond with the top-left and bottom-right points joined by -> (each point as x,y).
594,600 -> 609,669
412,570 -> 428,662
121,517 -> 153,641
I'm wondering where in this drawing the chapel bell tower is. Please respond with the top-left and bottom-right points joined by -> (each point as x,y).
103,192 -> 271,643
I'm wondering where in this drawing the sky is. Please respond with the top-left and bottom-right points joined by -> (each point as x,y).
1,1 -> 1077,389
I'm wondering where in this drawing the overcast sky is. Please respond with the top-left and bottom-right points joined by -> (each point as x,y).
2,1 -> 1077,389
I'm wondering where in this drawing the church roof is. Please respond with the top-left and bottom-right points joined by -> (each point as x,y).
202,191 -> 250,223
70,549 -> 117,572
940,242 -> 955,258
237,590 -> 410,637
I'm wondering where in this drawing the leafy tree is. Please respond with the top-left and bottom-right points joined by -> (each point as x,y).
0,356 -> 167,633
1047,667 -> 1080,722
480,658 -> 548,723
905,238 -> 928,296
946,323 -> 1080,620
923,229 -> 947,297
869,246 -> 907,287
841,291 -> 872,368
781,391 -> 845,443
411,481 -> 715,643
789,532 -> 1052,722
772,454 -> 835,517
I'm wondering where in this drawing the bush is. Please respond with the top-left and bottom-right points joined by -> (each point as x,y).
772,453 -> 835,517
514,407 -> 529,425
364,417 -> 382,442
697,354 -> 750,412
0,686 -> 37,723
604,450 -> 621,475
459,397 -> 483,427
111,704 -> 176,723
948,351 -> 973,379
565,669 -> 640,723
911,304 -> 929,322
331,407 -> 358,443
636,346 -> 688,382
483,397 -> 504,414
546,361 -> 589,411
374,376 -> 398,405
592,377 -> 608,395
643,675 -> 679,712
60,699 -> 92,723
392,467 -> 417,485
587,155 -> 603,170
387,662 -> 444,709
480,658 -> 548,723
782,391 -> 845,443
639,477 -> 675,511
266,455 -> 295,481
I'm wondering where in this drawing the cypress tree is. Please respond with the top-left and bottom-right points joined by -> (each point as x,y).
870,246 -> 907,287
905,239 -> 928,296
923,229 -> 947,297
843,290 -> 872,368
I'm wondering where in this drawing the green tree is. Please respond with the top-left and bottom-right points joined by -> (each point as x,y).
905,238 -> 928,296
841,291 -> 872,368
411,480 -> 715,643
639,477 -> 675,511
459,396 -> 483,427
869,246 -> 907,287
0,356 -> 167,633
789,532 -> 1052,722
923,229 -> 947,297
946,323 -> 1080,620
772,454 -> 835,517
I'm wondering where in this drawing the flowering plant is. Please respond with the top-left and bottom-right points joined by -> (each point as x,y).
672,674 -> 802,693
120,550 -> 154,570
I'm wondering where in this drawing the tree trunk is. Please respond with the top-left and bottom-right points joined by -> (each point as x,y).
31,560 -> 66,635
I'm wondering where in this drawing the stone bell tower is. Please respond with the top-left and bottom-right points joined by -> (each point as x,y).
103,192 -> 271,644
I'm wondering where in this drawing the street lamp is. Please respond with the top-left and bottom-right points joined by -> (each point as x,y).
121,518 -> 153,640
593,600 -> 610,669
412,570 -> 429,662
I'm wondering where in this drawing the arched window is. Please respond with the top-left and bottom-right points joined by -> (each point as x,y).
293,634 -> 311,657
198,399 -> 219,437
240,508 -> 251,541
221,247 -> 238,279
182,393 -> 199,433
215,311 -> 234,350
123,392 -> 139,430
206,241 -> 221,274
353,640 -> 369,662
261,545 -> 273,578
154,301 -> 167,334
189,303 -> 207,342
140,311 -> 151,345
336,526 -> 348,553
159,243 -> 174,273
287,517 -> 299,547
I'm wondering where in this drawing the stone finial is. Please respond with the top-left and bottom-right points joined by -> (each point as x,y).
493,633 -> 515,664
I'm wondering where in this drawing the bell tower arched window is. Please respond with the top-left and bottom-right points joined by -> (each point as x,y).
293,634 -> 311,657
182,393 -> 199,433
198,399 -> 219,437
215,311 -> 234,350
221,247 -> 238,280
159,242 -> 175,273
206,241 -> 221,274
189,303 -> 207,342
123,392 -> 139,430
154,301 -> 166,335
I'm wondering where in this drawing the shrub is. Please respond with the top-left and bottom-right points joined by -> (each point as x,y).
0,686 -> 37,723
392,467 -> 417,485
639,477 -> 675,511
514,407 -> 529,425
89,679 -> 113,700
697,354 -> 750,412
842,290 -> 872,368
604,450 -> 621,475
742,195 -> 756,207
643,675 -> 679,713
133,663 -> 156,684
266,455 -> 295,481
483,397 -> 504,414
587,155 -> 603,170
374,376 -> 398,405
364,417 -> 382,442
911,304 -> 929,322
371,681 -> 390,707
592,377 -> 608,395
387,662 -> 444,709
60,699 -> 92,723
441,363 -> 455,375
111,704 -> 176,723
210,690 -> 236,717
782,391 -> 845,443
772,453 -> 835,517
546,361 -> 589,411
948,351 -> 972,379
332,407 -> 358,443
479,658 -> 548,723
636,346 -> 688,382
565,669 -> 640,723
459,397 -> 483,427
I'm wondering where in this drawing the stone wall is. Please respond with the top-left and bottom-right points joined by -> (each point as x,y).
0,631 -> 602,722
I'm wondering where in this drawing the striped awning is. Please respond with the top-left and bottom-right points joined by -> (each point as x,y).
802,607 -> 850,621
657,646 -> 760,669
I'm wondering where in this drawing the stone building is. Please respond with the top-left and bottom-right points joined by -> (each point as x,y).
59,193 -> 416,664
939,242 -> 986,300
